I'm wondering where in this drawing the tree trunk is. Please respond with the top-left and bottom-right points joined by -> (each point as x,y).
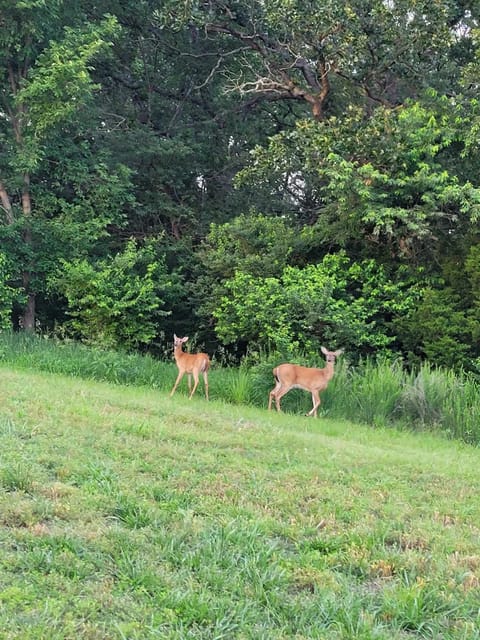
0,180 -> 14,224
20,173 -> 35,331
22,291 -> 36,332
5,64 -> 36,331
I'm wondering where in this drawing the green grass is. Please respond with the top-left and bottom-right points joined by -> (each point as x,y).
1,332 -> 480,445
1,364 -> 480,639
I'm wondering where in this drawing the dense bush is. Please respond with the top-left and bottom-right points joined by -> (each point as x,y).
53,239 -> 176,350
213,253 -> 420,359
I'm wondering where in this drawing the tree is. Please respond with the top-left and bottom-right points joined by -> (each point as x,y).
160,0 -> 477,119
236,97 -> 480,265
193,212 -> 301,341
0,0 -> 124,329
88,0 -> 280,244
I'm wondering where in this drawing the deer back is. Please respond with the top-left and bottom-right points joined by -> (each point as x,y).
274,363 -> 332,391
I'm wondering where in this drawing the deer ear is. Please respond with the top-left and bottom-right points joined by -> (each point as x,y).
335,349 -> 344,357
183,336 -> 189,343
320,346 -> 328,355
174,333 -> 178,340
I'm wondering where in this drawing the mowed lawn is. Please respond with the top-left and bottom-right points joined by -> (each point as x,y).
0,366 -> 479,639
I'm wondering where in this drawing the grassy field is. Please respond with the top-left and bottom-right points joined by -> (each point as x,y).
1,365 -> 479,639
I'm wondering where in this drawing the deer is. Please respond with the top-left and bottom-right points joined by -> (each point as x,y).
268,347 -> 343,417
170,334 -> 210,400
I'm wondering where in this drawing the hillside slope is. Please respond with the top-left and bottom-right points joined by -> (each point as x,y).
1,366 -> 479,639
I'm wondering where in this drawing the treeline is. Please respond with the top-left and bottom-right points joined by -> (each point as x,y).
1,1 -> 480,370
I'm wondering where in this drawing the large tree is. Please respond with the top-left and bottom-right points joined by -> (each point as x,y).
159,0 -> 476,119
0,0 -> 128,330
90,0 -> 294,243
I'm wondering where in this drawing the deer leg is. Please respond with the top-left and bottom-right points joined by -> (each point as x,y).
307,391 -> 321,417
268,382 -> 280,411
189,372 -> 199,399
187,373 -> 193,395
203,371 -> 209,401
268,389 -> 275,410
268,375 -> 284,410
273,386 -> 291,412
170,371 -> 184,397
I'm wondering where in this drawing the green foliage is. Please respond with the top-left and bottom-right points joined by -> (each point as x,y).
221,366 -> 254,406
195,213 -> 300,333
0,253 -> 17,331
3,155 -> 132,263
55,239 -> 174,349
214,252 -> 420,356
15,16 -> 118,145
4,6 -> 119,172
465,244 -> 480,342
160,0 -> 472,116
200,212 -> 297,280
336,357 -> 405,427
394,287 -> 473,368
0,154 -> 135,334
0,0 -> 129,330
237,99 -> 480,259
1,0 -> 480,372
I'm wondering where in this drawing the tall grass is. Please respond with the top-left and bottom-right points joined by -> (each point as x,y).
0,331 -> 171,388
312,356 -> 403,427
1,331 -> 480,445
329,358 -> 480,444
396,364 -> 480,444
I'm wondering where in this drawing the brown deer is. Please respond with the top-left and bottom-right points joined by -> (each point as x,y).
170,334 -> 210,400
268,347 -> 343,417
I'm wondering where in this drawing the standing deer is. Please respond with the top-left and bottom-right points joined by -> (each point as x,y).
170,334 -> 210,400
268,347 -> 343,417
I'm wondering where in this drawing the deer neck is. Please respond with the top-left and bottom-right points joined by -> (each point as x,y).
174,344 -> 185,362
324,361 -> 335,380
